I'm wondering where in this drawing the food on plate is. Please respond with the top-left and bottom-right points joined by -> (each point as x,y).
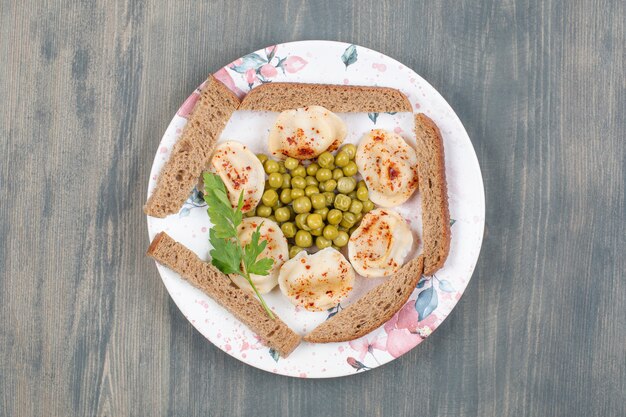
144,75 -> 240,218
348,208 -> 414,277
268,106 -> 347,160
304,256 -> 424,343
278,248 -> 355,311
356,129 -> 419,207
228,217 -> 288,294
210,141 -> 265,213
414,114 -> 451,275
240,82 -> 413,113
147,232 -> 301,357
254,144 -> 372,256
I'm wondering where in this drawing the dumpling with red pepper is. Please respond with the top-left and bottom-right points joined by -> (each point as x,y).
268,106 -> 347,160
210,140 -> 265,213
355,129 -> 419,207
278,248 -> 355,311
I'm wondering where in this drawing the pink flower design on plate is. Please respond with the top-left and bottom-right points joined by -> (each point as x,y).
384,301 -> 439,358
214,67 -> 246,99
176,90 -> 200,118
245,68 -> 257,87
348,335 -> 386,363
259,63 -> 278,79
282,56 -> 307,73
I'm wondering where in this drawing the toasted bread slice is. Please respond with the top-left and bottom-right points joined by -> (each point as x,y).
304,256 -> 424,343
144,75 -> 240,218
239,82 -> 412,113
414,114 -> 451,275
147,232 -> 301,357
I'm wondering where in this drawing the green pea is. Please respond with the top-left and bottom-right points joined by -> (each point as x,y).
305,176 -> 319,186
356,187 -> 369,201
275,207 -> 291,223
288,205 -> 297,220
333,231 -> 349,247
341,144 -> 357,159
281,222 -> 297,238
290,188 -> 305,199
343,161 -> 358,177
327,209 -> 343,225
331,244 -> 341,251
275,200 -> 284,208
340,212 -> 356,228
357,180 -> 367,189
316,236 -> 332,249
349,200 -> 363,214
244,208 -> 257,218
306,213 -> 323,229
268,172 -> 283,188
324,191 -> 335,206
332,168 -> 344,180
348,191 -> 357,199
256,204 -> 272,217
321,179 -> 337,192
278,161 -> 287,174
334,194 -> 352,211
362,200 -> 375,213
284,157 -> 299,170
291,176 -> 306,189
304,185 -> 319,197
310,227 -> 323,237
338,225 -> 349,233
349,225 -> 360,235
315,168 -> 332,182
311,193 -> 326,209
314,207 -> 329,220
295,213 -> 310,231
279,189 -> 292,204
337,177 -> 356,194
334,151 -> 350,168
262,189 -> 278,207
317,151 -> 334,168
289,245 -> 305,258
282,173 -> 292,189
354,212 -> 363,223
291,165 -> 306,178
293,196 -> 312,214
295,230 -> 313,248
306,163 -> 319,176
264,159 -> 279,174
256,154 -> 268,164
323,224 -> 339,240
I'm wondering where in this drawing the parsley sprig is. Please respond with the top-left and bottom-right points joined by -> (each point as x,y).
203,173 -> 275,319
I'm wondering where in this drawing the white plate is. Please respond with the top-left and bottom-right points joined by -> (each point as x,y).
146,40 -> 485,378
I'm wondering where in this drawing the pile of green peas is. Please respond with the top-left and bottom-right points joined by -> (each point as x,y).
250,144 -> 375,258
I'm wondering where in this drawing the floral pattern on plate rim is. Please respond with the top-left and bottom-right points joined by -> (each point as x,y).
147,41 -> 485,378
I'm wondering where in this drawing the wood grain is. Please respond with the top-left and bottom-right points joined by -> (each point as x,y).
1,0 -> 624,416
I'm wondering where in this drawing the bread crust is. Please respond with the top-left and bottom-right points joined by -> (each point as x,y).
144,75 -> 240,218
414,113 -> 451,275
147,232 -> 301,357
240,82 -> 412,113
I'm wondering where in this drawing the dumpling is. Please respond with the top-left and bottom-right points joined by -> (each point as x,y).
348,208 -> 414,278
355,129 -> 418,207
268,106 -> 347,160
278,248 -> 355,311
229,217 -> 288,294
210,140 -> 265,213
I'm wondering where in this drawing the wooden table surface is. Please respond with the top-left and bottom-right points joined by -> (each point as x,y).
1,1 -> 625,416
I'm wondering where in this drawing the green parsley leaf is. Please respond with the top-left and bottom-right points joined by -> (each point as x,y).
202,173 -> 275,319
